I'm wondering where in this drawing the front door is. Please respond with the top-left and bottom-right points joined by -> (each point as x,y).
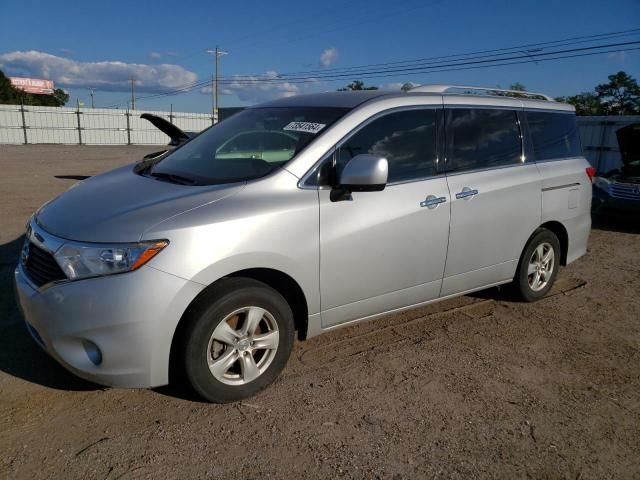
318,108 -> 451,327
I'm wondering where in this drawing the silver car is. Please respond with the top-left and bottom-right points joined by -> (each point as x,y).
14,85 -> 593,402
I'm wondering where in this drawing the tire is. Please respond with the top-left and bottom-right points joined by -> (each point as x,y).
181,278 -> 294,403
512,228 -> 561,302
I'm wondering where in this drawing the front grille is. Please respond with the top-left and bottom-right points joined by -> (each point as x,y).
24,241 -> 67,287
610,182 -> 640,201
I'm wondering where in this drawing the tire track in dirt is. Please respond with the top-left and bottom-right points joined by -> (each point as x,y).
292,275 -> 587,373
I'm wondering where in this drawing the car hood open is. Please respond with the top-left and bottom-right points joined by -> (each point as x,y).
36,164 -> 243,242
617,123 -> 640,166
611,123 -> 640,180
141,113 -> 195,146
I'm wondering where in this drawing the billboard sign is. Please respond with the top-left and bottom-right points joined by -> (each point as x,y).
9,77 -> 55,95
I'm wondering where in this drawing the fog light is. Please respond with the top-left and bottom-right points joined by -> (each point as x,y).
82,340 -> 102,365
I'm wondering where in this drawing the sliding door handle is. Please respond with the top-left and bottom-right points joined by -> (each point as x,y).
455,187 -> 479,200
420,195 -> 447,209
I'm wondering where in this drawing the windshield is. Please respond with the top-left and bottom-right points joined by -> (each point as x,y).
141,107 -> 349,185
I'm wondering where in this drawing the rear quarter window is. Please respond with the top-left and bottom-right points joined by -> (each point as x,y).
526,111 -> 582,161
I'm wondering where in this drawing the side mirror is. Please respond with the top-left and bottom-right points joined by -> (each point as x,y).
338,154 -> 388,192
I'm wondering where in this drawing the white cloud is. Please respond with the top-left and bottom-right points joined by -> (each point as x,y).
0,50 -> 198,93
149,52 -> 162,60
319,47 -> 338,68
607,51 -> 627,62
202,71 -> 303,103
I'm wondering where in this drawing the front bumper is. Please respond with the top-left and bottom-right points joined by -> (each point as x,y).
593,187 -> 640,216
14,263 -> 203,388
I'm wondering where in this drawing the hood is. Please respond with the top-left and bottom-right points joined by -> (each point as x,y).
36,164 -> 244,242
141,113 -> 196,146
617,123 -> 640,166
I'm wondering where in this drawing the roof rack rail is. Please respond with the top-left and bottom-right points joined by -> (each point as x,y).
410,84 -> 555,102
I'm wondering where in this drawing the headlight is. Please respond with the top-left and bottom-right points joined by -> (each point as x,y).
593,176 -> 610,192
54,240 -> 169,280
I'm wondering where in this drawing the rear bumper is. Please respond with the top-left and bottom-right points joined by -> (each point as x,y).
14,263 -> 203,388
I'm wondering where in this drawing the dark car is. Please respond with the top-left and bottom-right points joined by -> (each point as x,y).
592,123 -> 640,217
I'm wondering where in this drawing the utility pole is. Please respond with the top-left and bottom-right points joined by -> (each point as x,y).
88,88 -> 95,108
130,78 -> 136,111
207,47 -> 228,123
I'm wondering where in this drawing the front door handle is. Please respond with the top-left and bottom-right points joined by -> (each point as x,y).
455,187 -> 479,200
420,195 -> 447,209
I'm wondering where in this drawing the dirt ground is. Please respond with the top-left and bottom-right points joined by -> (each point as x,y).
0,145 -> 639,479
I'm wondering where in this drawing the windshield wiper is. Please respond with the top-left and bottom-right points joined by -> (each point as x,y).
148,171 -> 197,185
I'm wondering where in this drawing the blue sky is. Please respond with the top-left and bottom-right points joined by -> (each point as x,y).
0,0 -> 638,112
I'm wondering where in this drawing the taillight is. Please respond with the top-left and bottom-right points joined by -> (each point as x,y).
585,167 -> 596,183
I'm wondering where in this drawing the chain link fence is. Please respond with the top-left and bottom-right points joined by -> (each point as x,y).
0,104 -> 243,145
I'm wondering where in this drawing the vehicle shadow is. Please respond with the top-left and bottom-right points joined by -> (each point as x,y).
0,235 -> 101,391
54,175 -> 91,181
465,284 -> 515,302
592,214 -> 640,234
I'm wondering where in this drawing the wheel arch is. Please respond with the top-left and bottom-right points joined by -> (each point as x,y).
538,220 -> 569,266
169,268 -> 309,384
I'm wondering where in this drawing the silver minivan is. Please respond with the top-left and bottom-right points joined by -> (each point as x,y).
14,85 -> 593,402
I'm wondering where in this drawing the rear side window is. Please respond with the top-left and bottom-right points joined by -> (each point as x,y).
446,108 -> 522,172
526,111 -> 582,161
336,109 -> 438,183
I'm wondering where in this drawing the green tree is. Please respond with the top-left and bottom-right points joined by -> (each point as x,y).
595,71 -> 639,115
50,88 -> 70,106
0,70 -> 20,104
485,83 -> 528,98
337,80 -> 379,91
555,92 -> 603,116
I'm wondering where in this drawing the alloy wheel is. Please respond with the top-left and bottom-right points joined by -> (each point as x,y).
206,306 -> 280,386
527,242 -> 555,292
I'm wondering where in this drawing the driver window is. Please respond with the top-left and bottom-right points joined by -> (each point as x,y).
336,109 -> 438,184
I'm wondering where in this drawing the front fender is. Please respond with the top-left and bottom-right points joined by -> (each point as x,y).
143,171 -> 321,315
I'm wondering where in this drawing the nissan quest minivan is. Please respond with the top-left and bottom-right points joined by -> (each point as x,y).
14,85 -> 592,402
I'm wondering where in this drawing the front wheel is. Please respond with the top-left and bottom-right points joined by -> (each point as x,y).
512,229 -> 561,302
181,278 -> 294,403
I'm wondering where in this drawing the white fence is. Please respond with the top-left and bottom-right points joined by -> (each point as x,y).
0,104 -> 214,145
2,105 -> 637,169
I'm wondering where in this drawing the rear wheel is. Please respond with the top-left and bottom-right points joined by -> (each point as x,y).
181,278 -> 294,403
512,229 -> 561,302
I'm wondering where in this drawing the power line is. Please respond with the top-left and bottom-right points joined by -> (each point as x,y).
151,28 -> 640,90
266,28 -> 640,78
201,39 -> 640,85
125,43 -> 640,106
105,30 -> 640,107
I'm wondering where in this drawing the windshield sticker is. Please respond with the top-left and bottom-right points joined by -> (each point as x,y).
283,121 -> 326,134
